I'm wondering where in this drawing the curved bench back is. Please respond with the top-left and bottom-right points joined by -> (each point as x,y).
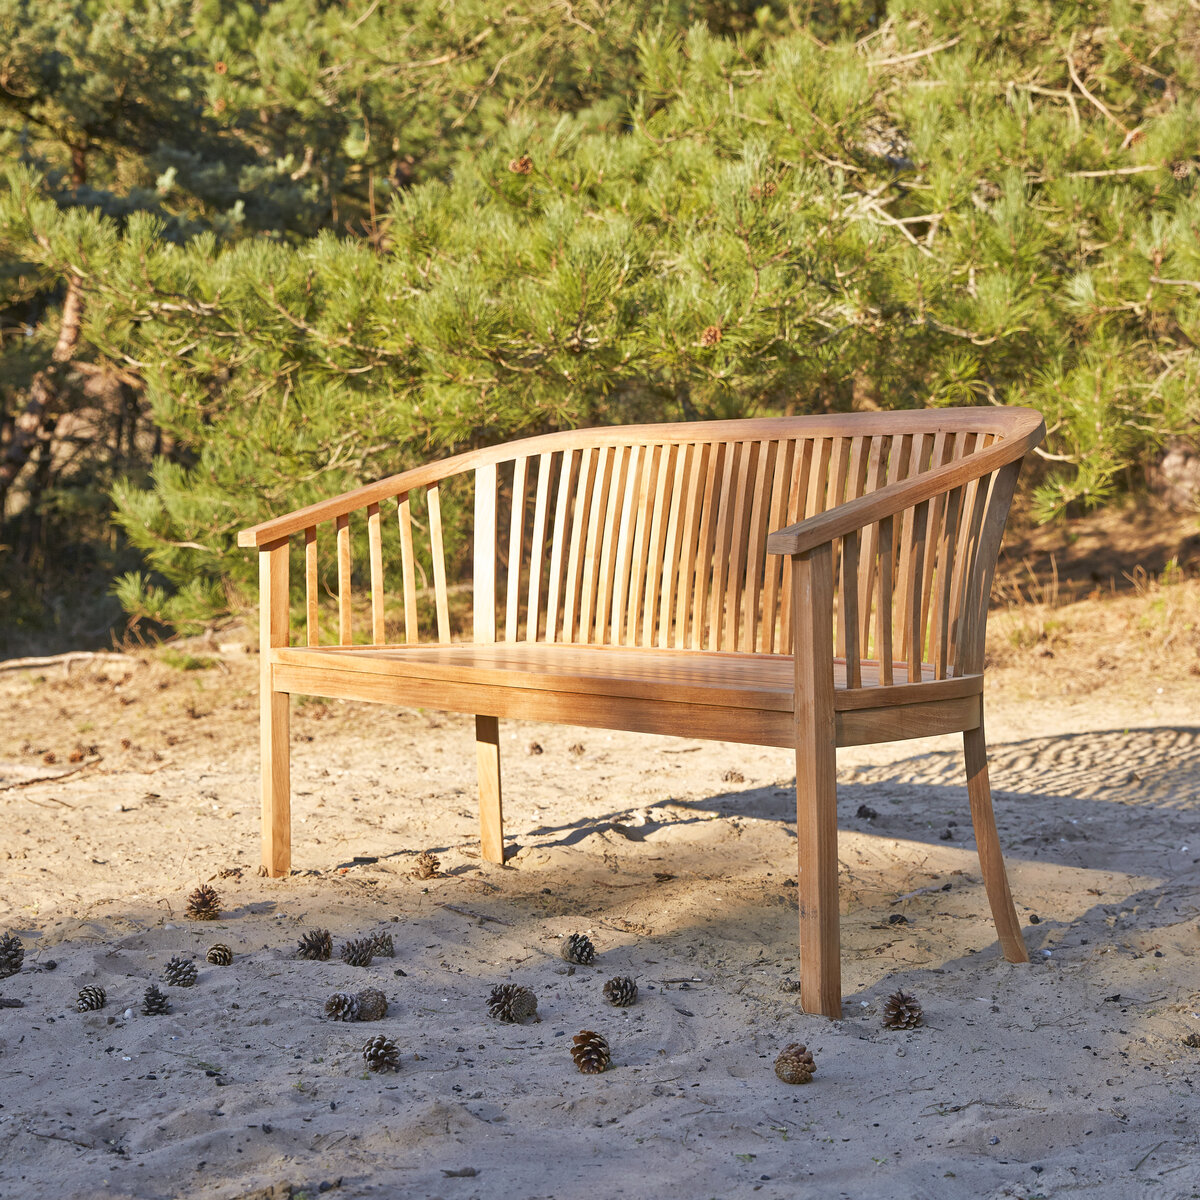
269,408 -> 1041,685
470,409 -> 1039,679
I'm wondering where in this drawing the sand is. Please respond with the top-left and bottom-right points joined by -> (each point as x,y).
1,612 -> 1199,1200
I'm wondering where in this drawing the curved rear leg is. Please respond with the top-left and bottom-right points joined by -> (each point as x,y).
964,715 -> 1028,963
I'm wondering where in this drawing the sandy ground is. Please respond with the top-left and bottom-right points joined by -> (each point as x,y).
2,582 -> 1200,1200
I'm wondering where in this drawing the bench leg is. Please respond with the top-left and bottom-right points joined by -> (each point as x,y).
792,547 -> 842,1019
476,714 -> 504,864
259,539 -> 291,878
261,689 -> 291,876
964,717 -> 1028,963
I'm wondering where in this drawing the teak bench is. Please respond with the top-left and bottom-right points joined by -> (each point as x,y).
239,406 -> 1045,1018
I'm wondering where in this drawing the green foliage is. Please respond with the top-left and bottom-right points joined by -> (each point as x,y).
2,0 -> 1199,635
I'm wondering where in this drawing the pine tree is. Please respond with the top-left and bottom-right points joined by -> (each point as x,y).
2,1 -> 1198,639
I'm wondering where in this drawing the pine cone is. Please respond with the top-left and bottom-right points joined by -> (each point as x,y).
186,883 -> 221,921
774,1043 -> 815,1084
340,937 -> 375,968
882,989 -> 923,1029
142,984 -> 171,1015
362,1034 -> 402,1072
508,154 -> 533,175
412,852 -> 440,880
487,984 -> 538,1023
561,933 -> 595,965
355,987 -> 388,1022
602,976 -> 637,1007
0,932 -> 24,979
297,929 -> 333,961
206,943 -> 233,966
76,986 -> 107,1012
571,1030 -> 611,1074
369,932 -> 394,958
325,991 -> 361,1022
161,956 -> 198,987
700,324 -> 723,347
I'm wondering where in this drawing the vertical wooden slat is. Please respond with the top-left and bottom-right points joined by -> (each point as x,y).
742,440 -> 777,654
504,458 -> 528,643
562,447 -> 599,643
947,438 -> 988,672
595,447 -> 631,643
367,502 -> 385,644
578,447 -> 615,644
657,443 -> 694,648
805,438 -> 834,518
892,434 -> 924,657
525,454 -> 553,642
722,440 -> 762,652
780,439 -> 816,655
672,443 -> 710,649
545,449 -> 578,643
906,498 -> 929,681
707,442 -> 742,649
625,445 -> 662,644
427,484 -> 451,644
305,525 -> 319,647
398,493 -> 418,644
504,457 -> 528,643
932,482 -> 963,678
336,513 -> 352,645
689,442 -> 725,650
474,463 -> 497,643
917,432 -> 955,660
842,529 -> 861,687
610,445 -> 643,645
960,461 -> 1021,674
760,439 -> 795,654
857,437 -> 888,656
832,438 -> 865,661
877,514 -> 894,685
640,443 -> 678,646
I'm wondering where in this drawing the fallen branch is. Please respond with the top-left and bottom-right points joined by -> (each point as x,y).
0,651 -> 130,673
0,758 -> 103,792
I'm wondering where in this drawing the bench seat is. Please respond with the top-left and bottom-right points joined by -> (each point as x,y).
272,643 -> 983,748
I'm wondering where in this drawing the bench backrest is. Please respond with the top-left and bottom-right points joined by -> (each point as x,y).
284,409 -> 1040,682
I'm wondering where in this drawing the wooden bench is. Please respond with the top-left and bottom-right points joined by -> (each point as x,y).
239,406 -> 1045,1018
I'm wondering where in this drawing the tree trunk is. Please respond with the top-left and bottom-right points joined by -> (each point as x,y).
0,278 -> 85,518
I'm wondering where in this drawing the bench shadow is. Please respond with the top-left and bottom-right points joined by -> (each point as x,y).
511,725 -> 1200,878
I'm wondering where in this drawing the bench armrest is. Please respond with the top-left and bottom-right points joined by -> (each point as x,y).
236,451 -> 483,548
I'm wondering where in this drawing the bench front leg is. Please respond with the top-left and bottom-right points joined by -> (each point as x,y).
260,539 -> 291,878
476,714 -> 504,864
791,545 -> 842,1019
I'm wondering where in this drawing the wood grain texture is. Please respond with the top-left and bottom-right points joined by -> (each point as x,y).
427,484 -> 451,644
398,494 -> 418,644
305,526 -> 319,648
260,540 -> 291,878
336,513 -> 352,646
505,457 -> 528,643
474,464 -> 497,643
965,717 -> 1029,963
476,714 -> 504,864
368,502 -> 385,645
791,546 -> 841,1018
